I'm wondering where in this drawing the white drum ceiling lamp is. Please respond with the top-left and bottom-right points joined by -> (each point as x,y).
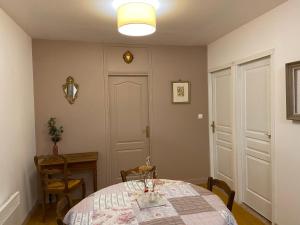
113,0 -> 159,36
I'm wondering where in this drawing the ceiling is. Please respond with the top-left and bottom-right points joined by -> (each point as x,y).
0,0 -> 286,46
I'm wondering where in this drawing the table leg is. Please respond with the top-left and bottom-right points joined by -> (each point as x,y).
49,174 -> 53,203
49,194 -> 52,203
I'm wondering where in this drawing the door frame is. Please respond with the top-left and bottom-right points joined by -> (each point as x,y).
208,49 -> 276,223
103,46 -> 154,187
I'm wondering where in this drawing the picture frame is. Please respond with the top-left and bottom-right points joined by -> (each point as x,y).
171,80 -> 191,104
286,61 -> 300,120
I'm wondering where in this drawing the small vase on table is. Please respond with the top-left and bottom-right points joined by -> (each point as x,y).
52,143 -> 58,155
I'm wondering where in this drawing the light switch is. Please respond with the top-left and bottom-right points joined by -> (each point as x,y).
198,114 -> 204,119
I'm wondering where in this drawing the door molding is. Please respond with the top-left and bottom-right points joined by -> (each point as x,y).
208,50 -> 275,223
103,46 -> 153,187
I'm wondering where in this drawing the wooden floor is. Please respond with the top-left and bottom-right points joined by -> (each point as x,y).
211,188 -> 270,225
26,187 -> 270,225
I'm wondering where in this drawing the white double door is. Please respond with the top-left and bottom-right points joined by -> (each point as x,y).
211,56 -> 272,220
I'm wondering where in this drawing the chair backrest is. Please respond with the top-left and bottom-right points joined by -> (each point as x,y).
34,155 -> 70,192
56,194 -> 72,225
120,165 -> 157,182
207,177 -> 235,211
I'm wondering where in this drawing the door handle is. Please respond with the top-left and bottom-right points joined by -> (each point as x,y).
265,132 -> 271,139
211,121 -> 215,133
146,126 -> 150,138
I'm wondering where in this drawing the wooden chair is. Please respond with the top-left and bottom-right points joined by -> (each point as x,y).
120,165 -> 157,182
207,177 -> 235,211
34,155 -> 86,221
56,194 -> 72,225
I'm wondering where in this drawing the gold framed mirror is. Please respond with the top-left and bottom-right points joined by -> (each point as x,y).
62,76 -> 79,104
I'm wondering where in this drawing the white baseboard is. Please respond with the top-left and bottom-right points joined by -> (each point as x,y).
0,192 -> 20,225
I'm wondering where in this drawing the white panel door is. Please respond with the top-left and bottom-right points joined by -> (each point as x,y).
109,76 -> 150,184
239,57 -> 272,220
211,68 -> 234,188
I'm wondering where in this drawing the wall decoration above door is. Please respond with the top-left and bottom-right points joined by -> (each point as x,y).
171,80 -> 191,104
286,61 -> 300,120
62,76 -> 79,104
123,50 -> 134,64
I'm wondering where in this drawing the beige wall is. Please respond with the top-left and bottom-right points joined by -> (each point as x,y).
0,9 -> 36,225
208,0 -> 300,224
33,40 -> 209,192
150,46 -> 209,182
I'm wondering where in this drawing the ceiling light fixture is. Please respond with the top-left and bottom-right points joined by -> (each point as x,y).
113,0 -> 159,36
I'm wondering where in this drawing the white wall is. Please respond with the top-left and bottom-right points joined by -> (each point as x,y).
208,0 -> 300,224
0,8 -> 36,225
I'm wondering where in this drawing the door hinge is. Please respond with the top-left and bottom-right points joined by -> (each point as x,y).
211,121 -> 215,133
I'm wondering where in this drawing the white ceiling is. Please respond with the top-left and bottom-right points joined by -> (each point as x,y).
0,0 -> 286,46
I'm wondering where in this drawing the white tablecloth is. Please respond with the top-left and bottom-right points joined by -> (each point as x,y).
64,179 -> 237,225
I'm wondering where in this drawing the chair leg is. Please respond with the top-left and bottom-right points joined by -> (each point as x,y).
207,177 -> 213,191
55,194 -> 59,203
81,179 -> 86,199
42,191 -> 47,222
66,194 -> 73,209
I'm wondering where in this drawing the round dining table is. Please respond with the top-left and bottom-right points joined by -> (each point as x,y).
64,179 -> 237,225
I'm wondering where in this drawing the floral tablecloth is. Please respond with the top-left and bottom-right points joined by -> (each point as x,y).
64,180 -> 237,225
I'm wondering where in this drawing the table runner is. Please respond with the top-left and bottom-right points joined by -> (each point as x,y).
64,180 -> 237,225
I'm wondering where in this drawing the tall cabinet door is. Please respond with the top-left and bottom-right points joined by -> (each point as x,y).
211,68 -> 234,188
239,57 -> 272,220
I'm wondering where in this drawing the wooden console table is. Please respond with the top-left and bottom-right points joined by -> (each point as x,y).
37,152 -> 98,192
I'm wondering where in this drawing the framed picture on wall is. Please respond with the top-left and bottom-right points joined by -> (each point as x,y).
171,80 -> 191,104
286,60 -> 300,120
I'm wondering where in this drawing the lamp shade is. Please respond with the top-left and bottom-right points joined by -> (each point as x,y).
116,1 -> 157,36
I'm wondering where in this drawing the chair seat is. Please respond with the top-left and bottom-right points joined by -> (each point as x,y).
47,179 -> 81,191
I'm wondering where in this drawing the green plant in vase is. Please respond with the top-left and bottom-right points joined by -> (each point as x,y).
48,117 -> 64,155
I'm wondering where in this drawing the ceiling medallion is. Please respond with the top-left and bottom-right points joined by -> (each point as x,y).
123,50 -> 134,64
113,0 -> 159,36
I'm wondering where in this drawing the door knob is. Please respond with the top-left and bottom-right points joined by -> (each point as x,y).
265,132 -> 271,139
